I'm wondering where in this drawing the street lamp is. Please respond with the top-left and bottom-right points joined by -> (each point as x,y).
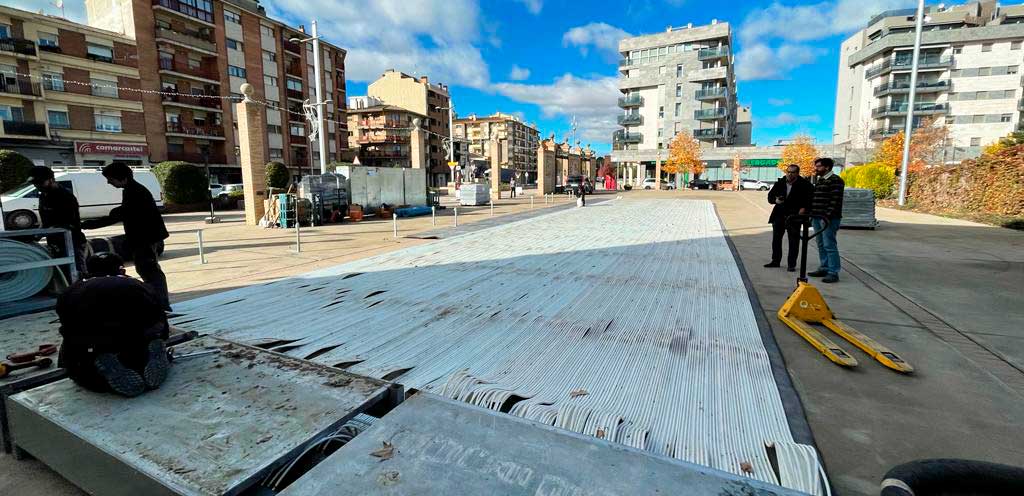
202,149 -> 219,224
435,104 -> 455,183
897,1 -> 927,206
290,20 -> 330,176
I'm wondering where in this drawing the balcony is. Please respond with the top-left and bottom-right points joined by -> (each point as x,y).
153,0 -> 215,25
166,151 -> 227,163
869,127 -> 906,139
617,95 -> 643,107
1,120 -> 47,137
688,66 -> 728,82
695,87 -> 728,100
161,92 -> 223,110
873,79 -> 950,96
281,37 -> 302,55
359,119 -> 406,129
154,26 -> 217,54
871,102 -> 948,118
697,47 -> 729,60
618,58 -> 636,67
0,79 -> 42,98
694,107 -> 728,120
360,150 -> 408,159
166,121 -> 225,139
158,58 -> 218,82
612,130 -> 643,144
1019,98 -> 1024,111
866,55 -> 954,79
289,133 -> 308,145
0,37 -> 37,58
358,135 -> 409,144
286,61 -> 302,77
617,114 -> 643,126
693,128 -> 725,139
286,88 -> 304,100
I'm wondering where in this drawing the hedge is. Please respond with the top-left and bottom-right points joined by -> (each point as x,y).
907,144 -> 1024,216
841,162 -> 896,199
152,161 -> 209,204
0,149 -> 33,193
266,161 -> 289,189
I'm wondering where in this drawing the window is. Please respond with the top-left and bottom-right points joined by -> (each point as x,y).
981,43 -> 992,52
90,78 -> 118,98
223,9 -> 241,24
945,116 -> 955,125
0,105 -> 23,122
970,137 -> 981,146
267,124 -> 282,134
953,45 -> 963,54
230,92 -> 244,101
972,115 -> 985,124
47,110 -> 69,129
992,66 -> 1009,76
264,75 -> 278,87
286,78 -> 302,91
226,38 -> 242,51
269,148 -> 283,159
959,91 -> 977,100
1009,65 -> 1019,74
42,72 -> 64,92
676,64 -> 682,77
978,67 -> 991,76
658,106 -> 664,118
262,50 -> 276,63
1013,41 -> 1022,50
1001,113 -> 1013,122
86,44 -> 114,63
228,65 -> 246,78
260,25 -> 274,37
289,123 -> 305,136
188,55 -> 201,69
675,84 -> 682,97
674,102 -> 681,117
38,32 -> 59,48
94,113 -> 123,133
984,114 -> 1001,123
155,19 -> 171,30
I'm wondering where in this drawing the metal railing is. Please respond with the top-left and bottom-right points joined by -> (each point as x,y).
281,37 -> 302,54
166,121 -> 225,138
697,47 -> 729,60
617,95 -> 644,107
161,92 -> 223,109
873,79 -> 950,96
618,58 -> 635,67
694,107 -> 728,119
871,102 -> 947,118
866,55 -> 954,78
617,114 -> 643,125
695,87 -> 727,99
153,0 -> 214,23
158,58 -> 217,80
154,26 -> 217,52
0,79 -> 41,97
0,37 -> 37,57
612,130 -> 643,143
1,120 -> 47,137
166,151 -> 227,163
693,128 -> 725,138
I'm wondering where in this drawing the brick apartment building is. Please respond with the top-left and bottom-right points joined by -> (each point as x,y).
453,112 -> 540,182
346,102 -> 425,168
0,5 -> 148,168
85,0 -> 348,182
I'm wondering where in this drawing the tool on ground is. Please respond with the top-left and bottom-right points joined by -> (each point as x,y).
0,357 -> 53,378
777,215 -> 913,373
7,343 -> 58,364
167,349 -> 221,362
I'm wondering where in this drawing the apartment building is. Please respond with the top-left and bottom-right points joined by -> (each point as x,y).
611,20 -> 742,182
85,0 -> 348,182
834,1 -> 1024,151
346,104 -> 424,168
366,70 -> 450,186
0,6 -> 148,168
452,112 -> 540,182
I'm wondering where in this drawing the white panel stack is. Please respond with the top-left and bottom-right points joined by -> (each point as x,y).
459,183 -> 490,206
842,188 -> 878,229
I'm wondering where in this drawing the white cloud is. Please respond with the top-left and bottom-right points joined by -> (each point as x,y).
562,22 -> 631,61
735,43 -> 824,80
739,0 -> 915,44
267,0 -> 489,88
508,65 -> 531,81
760,112 -> 822,127
494,74 -> 620,145
514,0 -> 543,14
767,98 -> 792,107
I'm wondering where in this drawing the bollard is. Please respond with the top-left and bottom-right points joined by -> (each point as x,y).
294,219 -> 301,253
490,200 -> 494,216
431,206 -> 436,226
454,207 -> 459,227
393,213 -> 398,238
197,230 -> 207,264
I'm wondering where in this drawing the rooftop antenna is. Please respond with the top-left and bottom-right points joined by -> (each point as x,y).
50,0 -> 65,18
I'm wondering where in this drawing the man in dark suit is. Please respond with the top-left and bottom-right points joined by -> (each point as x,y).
764,164 -> 813,271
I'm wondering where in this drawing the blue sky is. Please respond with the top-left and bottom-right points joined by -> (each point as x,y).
26,0 -> 916,153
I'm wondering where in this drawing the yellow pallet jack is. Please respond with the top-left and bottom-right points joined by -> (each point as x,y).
777,215 -> 913,373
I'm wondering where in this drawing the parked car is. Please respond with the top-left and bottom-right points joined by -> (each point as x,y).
209,183 -> 224,198
741,179 -> 770,191
689,179 -> 714,190
566,175 -> 593,194
641,178 -> 673,190
1,169 -> 163,230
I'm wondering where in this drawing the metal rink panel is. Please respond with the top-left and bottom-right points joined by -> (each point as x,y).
0,311 -> 64,453
7,336 -> 392,496
279,392 -> 806,496
170,199 -> 827,494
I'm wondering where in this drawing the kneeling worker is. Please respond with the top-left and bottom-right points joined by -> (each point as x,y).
56,253 -> 171,397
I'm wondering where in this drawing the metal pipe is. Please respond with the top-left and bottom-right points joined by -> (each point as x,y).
63,228 -> 79,281
431,206 -> 436,226
197,230 -> 206,264
454,207 -> 458,227
393,213 -> 398,238
490,200 -> 494,216
897,0 -> 926,206
294,217 -> 301,253
312,20 -> 328,175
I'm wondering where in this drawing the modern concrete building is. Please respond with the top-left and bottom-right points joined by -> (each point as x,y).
0,6 -> 148,168
346,104 -> 424,168
366,70 -> 450,186
834,1 -> 1024,152
85,0 -> 348,182
453,112 -> 540,182
611,20 -> 741,184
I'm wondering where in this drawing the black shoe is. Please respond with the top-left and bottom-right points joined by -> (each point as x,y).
808,270 -> 829,277
787,267 -> 796,272
143,339 -> 170,389
94,353 -> 146,397
764,262 -> 781,268
822,274 -> 839,283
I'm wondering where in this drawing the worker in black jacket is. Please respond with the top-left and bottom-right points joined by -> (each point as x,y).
808,158 -> 845,283
29,166 -> 87,281
764,164 -> 814,271
82,163 -> 171,309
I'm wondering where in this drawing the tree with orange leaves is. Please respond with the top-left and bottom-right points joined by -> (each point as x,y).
777,135 -> 818,176
666,131 -> 704,182
875,119 -> 949,173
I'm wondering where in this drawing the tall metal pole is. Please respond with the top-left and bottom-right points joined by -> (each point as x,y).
447,104 -> 455,183
312,20 -> 327,175
897,0 -> 925,206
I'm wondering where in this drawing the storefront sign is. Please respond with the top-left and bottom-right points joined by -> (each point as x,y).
743,158 -> 779,167
74,141 -> 148,156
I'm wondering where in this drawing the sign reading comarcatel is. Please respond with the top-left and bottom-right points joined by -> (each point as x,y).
74,141 -> 148,156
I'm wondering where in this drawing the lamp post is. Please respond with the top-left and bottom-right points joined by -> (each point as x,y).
290,20 -> 330,176
202,149 -> 218,224
897,0 -> 926,206
435,104 -> 455,183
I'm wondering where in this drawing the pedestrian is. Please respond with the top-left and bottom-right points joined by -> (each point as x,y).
808,158 -> 844,283
82,163 -> 171,309
56,252 -> 170,397
510,176 -> 517,198
28,166 -> 87,281
576,181 -> 586,207
764,164 -> 813,272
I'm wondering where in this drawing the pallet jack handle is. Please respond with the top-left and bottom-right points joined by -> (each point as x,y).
786,214 -> 829,284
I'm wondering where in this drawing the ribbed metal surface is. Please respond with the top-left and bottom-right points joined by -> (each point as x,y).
171,199 -> 826,494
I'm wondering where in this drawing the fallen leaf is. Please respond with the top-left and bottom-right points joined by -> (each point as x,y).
569,389 -> 588,398
370,441 -> 395,461
595,428 -> 605,439
740,462 -> 753,474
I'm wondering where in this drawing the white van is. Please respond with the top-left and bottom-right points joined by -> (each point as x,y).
0,169 -> 163,230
